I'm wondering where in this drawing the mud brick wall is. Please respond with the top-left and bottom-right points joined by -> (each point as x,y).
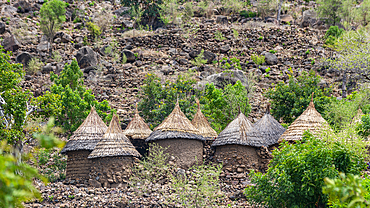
89,156 -> 135,188
153,139 -> 203,169
66,150 -> 92,182
128,137 -> 148,157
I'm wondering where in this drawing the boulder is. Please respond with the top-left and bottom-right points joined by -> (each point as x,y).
216,15 -> 228,24
55,31 -> 72,43
122,50 -> 136,63
189,50 -> 216,64
2,35 -> 21,52
42,63 -> 54,73
199,70 -> 249,89
122,20 -> 133,28
280,15 -> 293,24
0,22 -> 5,34
113,7 -> 130,16
14,1 -> 32,13
37,41 -> 50,52
16,52 -> 33,66
300,10 -> 317,28
262,52 -> 278,65
76,46 -> 98,69
220,45 -> 230,53
1,6 -> 17,17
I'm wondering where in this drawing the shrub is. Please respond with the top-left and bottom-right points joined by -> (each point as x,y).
222,0 -> 245,15
266,70 -> 334,124
240,10 -> 257,18
86,22 -> 101,38
27,58 -> 44,75
121,0 -> 162,24
214,30 -> 226,41
245,131 -> 367,207
191,49 -> 207,67
324,26 -> 344,46
251,54 -> 265,65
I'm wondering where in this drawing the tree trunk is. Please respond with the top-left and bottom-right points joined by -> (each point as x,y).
277,0 -> 283,25
342,72 -> 347,98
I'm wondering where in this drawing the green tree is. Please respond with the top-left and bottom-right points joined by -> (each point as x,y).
39,0 -> 66,54
34,60 -> 114,133
0,46 -> 33,145
245,131 -> 366,207
355,0 -> 370,26
266,70 -> 334,124
316,0 -> 342,26
121,0 -> 162,25
201,81 -> 251,133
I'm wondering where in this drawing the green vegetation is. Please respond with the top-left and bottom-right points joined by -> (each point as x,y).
324,26 -> 344,46
191,49 -> 207,67
266,70 -> 333,124
27,58 -> 44,75
214,30 -> 226,41
39,0 -> 66,53
121,0 -> 162,24
33,60 -> 114,133
240,10 -> 257,18
251,54 -> 265,65
245,131 -> 366,207
87,22 -> 101,38
316,0 -> 342,26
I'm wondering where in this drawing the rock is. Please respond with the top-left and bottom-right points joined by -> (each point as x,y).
99,45 -> 112,56
42,63 -> 54,73
55,31 -> 72,43
300,10 -> 317,28
113,7 -> 130,16
122,50 -> 135,63
202,70 -> 249,89
280,15 -> 293,24
220,45 -> 230,53
16,52 -> 33,66
76,46 -> 98,69
1,6 -> 17,17
236,167 -> 244,173
83,66 -> 98,74
262,52 -> 278,65
14,1 -> 32,13
189,50 -> 216,64
2,35 -> 21,52
37,41 -> 50,52
193,6 -> 204,17
179,58 -> 188,65
168,48 -> 177,56
122,20 -> 133,28
216,15 -> 228,24
0,22 -> 5,34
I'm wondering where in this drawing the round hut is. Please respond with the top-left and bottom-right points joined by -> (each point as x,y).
123,104 -> 152,156
191,99 -> 218,159
61,107 -> 108,183
145,101 -> 205,169
212,112 -> 264,172
88,114 -> 140,188
278,93 -> 329,143
245,105 -> 286,171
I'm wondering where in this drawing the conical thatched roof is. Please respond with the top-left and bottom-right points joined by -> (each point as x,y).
123,103 -> 152,139
191,99 -> 218,140
212,112 -> 256,147
146,101 -> 205,142
247,105 -> 286,147
61,107 -> 108,154
278,93 -> 328,143
88,114 -> 141,159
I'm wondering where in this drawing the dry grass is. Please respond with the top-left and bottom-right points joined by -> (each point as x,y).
121,29 -> 155,38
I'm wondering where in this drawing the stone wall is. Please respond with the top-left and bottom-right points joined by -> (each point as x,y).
214,145 -> 270,173
66,150 -> 92,183
128,137 -> 148,157
153,139 -> 203,169
89,156 -> 136,188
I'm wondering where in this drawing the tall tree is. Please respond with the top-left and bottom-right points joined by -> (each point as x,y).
316,0 -> 342,26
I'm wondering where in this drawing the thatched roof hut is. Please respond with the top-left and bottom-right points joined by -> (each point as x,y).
246,105 -> 286,147
145,101 -> 205,168
88,114 -> 140,159
191,99 -> 217,140
146,100 -> 204,142
123,103 -> 152,139
278,93 -> 328,143
61,107 -> 108,154
212,112 -> 255,147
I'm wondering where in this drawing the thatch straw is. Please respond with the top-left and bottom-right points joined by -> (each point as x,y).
123,103 -> 152,139
246,104 -> 286,147
61,107 -> 108,154
88,114 -> 141,159
146,100 -> 205,142
212,112 -> 255,147
191,99 -> 218,140
278,93 -> 328,143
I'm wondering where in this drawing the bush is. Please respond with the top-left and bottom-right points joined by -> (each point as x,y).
191,49 -> 207,67
251,54 -> 265,65
87,22 -> 101,38
121,0 -> 162,24
245,131 -> 367,207
27,58 -> 44,75
240,10 -> 257,18
324,26 -> 344,46
266,70 -> 334,124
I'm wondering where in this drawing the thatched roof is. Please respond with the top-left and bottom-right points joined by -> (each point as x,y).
88,114 -> 141,159
191,99 -> 217,140
212,112 -> 256,147
278,93 -> 328,143
61,107 -> 108,154
123,103 -> 152,139
246,105 -> 286,147
146,100 -> 205,142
